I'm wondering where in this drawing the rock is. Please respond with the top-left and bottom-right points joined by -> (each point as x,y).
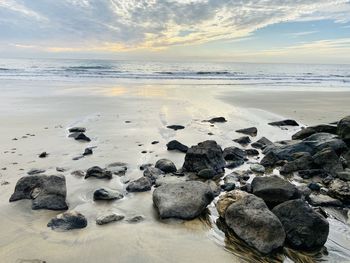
272,199 -> 329,250
252,137 -> 273,149
166,140 -> 188,153
224,194 -> 285,254
47,211 -> 87,231
151,141 -> 159,144
206,117 -> 227,123
251,175 -> 299,206
85,166 -> 112,179
155,159 -> 177,173
107,162 -> 128,176
313,147 -> 343,175
223,147 -> 246,162
183,140 -> 225,174
337,116 -> 350,144
126,177 -> 152,192
93,188 -> 123,200
71,170 -> 84,177
337,169 -> 350,181
69,132 -> 91,142
139,163 -> 153,170
260,151 -> 279,167
250,163 -> 265,173
308,182 -> 321,191
143,167 -> 164,183
167,125 -> 185,131
328,179 -> 350,202
269,119 -> 299,127
221,175 -> 237,191
206,180 -> 221,196
216,190 -> 248,218
265,133 -> 347,161
280,152 -> 314,174
233,136 -> 251,146
236,127 -> 257,137
96,213 -> 124,225
298,169 -> 329,179
153,181 -> 214,220
292,125 -> 337,140
56,167 -> 67,172
27,168 -> 46,175
38,152 -> 48,158
9,174 -> 68,210
68,127 -> 86,133
127,215 -> 144,223
197,168 -> 215,179
296,184 -> 312,198
307,194 -> 343,207
245,149 -> 259,156
83,147 -> 93,156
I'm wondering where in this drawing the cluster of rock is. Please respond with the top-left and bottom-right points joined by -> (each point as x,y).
8,116 -> 350,256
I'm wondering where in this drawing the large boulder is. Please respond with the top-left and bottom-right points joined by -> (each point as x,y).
292,125 -> 337,140
9,174 -> 68,210
182,140 -> 225,174
252,137 -> 273,149
328,179 -> 350,202
47,211 -> 87,231
126,177 -> 152,192
272,199 -> 329,250
153,181 -> 214,220
337,116 -> 350,144
224,193 -> 285,254
280,152 -> 315,174
307,194 -> 343,207
251,175 -> 300,206
313,147 -> 343,175
155,159 -> 177,173
216,190 -> 248,218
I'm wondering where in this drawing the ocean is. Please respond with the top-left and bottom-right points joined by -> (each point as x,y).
1,58 -> 350,87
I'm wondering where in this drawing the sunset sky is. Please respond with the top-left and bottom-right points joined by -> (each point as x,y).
0,0 -> 350,63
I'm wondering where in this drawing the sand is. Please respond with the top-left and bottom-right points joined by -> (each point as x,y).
0,79 -> 349,263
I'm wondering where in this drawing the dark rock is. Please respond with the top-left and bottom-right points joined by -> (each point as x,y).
96,213 -> 124,225
245,149 -> 259,156
292,125 -> 337,140
206,117 -> 227,123
337,169 -> 350,181
280,152 -> 314,174
127,215 -> 144,223
183,140 -> 225,174
167,125 -> 185,131
337,116 -> 350,145
251,175 -> 300,206
139,163 -> 153,170
71,170 -> 84,177
166,140 -> 188,153
152,141 -> 159,144
223,147 -> 246,162
85,166 -> 112,179
236,127 -> 257,137
68,127 -> 86,133
106,162 -> 128,175
83,147 -> 93,156
126,177 -> 152,192
39,152 -> 48,158
69,132 -> 91,142
27,168 -> 46,175
143,167 -> 164,183
9,174 -> 68,210
155,159 -> 177,173
269,119 -> 299,127
250,163 -> 265,173
313,147 -> 343,175
252,137 -> 273,149
233,136 -> 251,146
224,193 -> 285,254
197,168 -> 215,179
260,151 -> 279,167
153,181 -> 214,220
328,179 -> 350,202
47,211 -> 87,231
93,188 -> 123,200
272,199 -> 329,250
307,194 -> 343,207
56,167 -> 67,172
221,174 -> 237,191
298,169 -> 329,179
308,182 -> 321,191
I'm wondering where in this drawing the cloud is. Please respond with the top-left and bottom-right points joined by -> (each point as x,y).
0,0 -> 349,53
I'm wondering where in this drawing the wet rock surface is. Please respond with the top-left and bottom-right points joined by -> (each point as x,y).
236,127 -> 257,137
47,211 -> 87,231
166,140 -> 188,153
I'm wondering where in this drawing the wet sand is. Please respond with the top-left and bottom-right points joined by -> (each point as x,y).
0,79 -> 350,263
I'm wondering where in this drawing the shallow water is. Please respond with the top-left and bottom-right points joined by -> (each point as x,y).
0,79 -> 349,263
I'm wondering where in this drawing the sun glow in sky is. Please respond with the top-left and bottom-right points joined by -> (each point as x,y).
0,0 -> 350,63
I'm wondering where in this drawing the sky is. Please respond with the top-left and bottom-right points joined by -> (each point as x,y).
0,0 -> 350,63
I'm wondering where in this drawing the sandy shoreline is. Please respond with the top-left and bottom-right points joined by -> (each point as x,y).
0,79 -> 349,263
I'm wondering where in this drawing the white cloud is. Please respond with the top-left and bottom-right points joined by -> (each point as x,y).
0,0 -> 349,52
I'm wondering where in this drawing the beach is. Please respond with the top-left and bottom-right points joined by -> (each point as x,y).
1,61 -> 350,263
